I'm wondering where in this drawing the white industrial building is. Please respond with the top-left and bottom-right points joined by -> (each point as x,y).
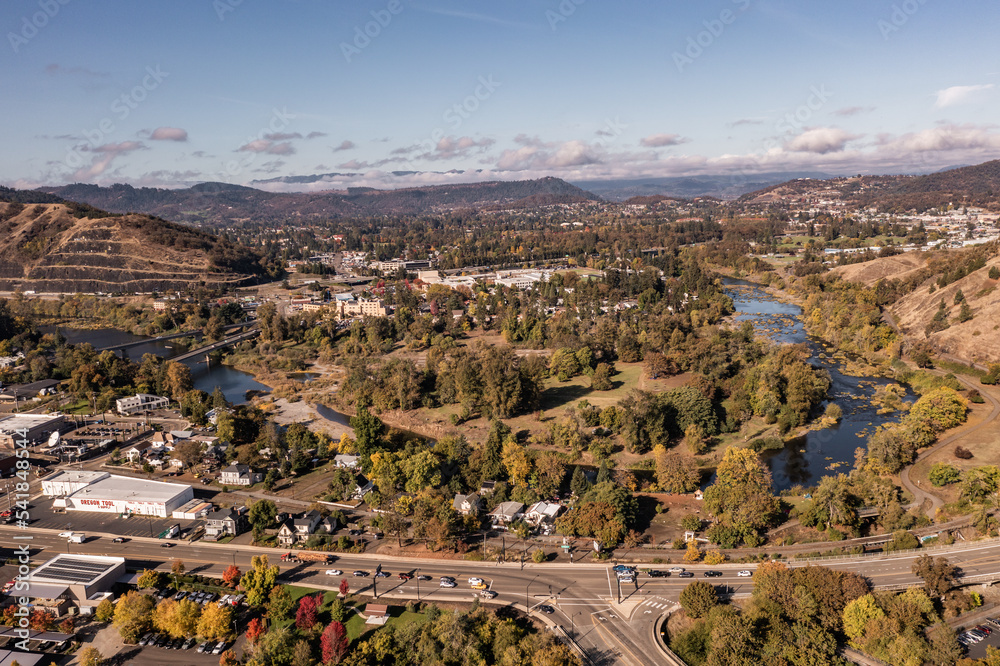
0,413 -> 65,450
116,393 -> 170,415
44,471 -> 193,517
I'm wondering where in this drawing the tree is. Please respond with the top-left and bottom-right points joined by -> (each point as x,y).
153,598 -> 201,639
171,559 -> 185,576
219,649 -> 240,666
991,265 -> 1000,280
163,360 -> 193,399
339,578 -> 350,597
222,564 -> 241,589
246,617 -> 265,644
292,639 -> 315,666
268,584 -> 295,621
174,440 -> 203,470
351,404 -> 386,471
683,540 -> 702,563
248,499 -> 277,531
242,554 -> 279,607
679,580 -> 719,618
295,593 -> 322,631
929,463 -> 961,487
501,440 -> 531,488
95,597 -> 115,622
654,446 -> 700,493
703,447 -> 780,542
137,568 -> 163,589
28,609 -> 54,631
197,601 -> 232,641
256,626 -> 296,666
591,362 -> 614,390
842,593 -> 885,641
79,646 -> 103,666
113,591 -> 155,644
321,620 -> 349,664
912,554 -> 957,596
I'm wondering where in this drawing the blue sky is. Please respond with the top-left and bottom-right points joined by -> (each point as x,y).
3,0 -> 999,191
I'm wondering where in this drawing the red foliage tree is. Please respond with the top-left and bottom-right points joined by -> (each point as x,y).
295,593 -> 322,631
58,617 -> 75,634
222,565 -> 242,589
321,620 -> 348,664
245,617 -> 265,644
339,578 -> 349,596
218,649 -> 239,666
28,609 -> 54,631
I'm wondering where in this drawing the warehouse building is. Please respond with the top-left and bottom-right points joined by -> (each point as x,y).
41,470 -> 109,496
20,553 -> 125,614
0,413 -> 65,451
44,472 -> 193,517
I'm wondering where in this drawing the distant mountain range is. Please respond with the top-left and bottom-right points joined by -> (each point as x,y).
571,172 -> 836,201
39,177 -> 599,227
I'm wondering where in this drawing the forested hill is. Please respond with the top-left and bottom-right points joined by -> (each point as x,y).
739,160 -> 1000,212
38,177 -> 601,227
0,188 -> 269,293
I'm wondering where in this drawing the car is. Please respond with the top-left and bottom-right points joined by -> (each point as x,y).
139,632 -> 153,646
737,570 -> 753,577
537,605 -> 555,614
618,576 -> 634,584
440,580 -> 456,588
172,638 -> 184,649
348,529 -> 362,536
647,570 -> 668,578
197,641 -> 211,653
173,590 -> 187,601
58,531 -> 73,538
352,570 -> 368,577
155,634 -> 169,647
440,576 -> 456,583
480,590 -> 498,599
375,571 -> 389,578
217,595 -> 231,607
112,537 -> 127,543
678,571 -> 694,578
471,581 -> 488,590
468,577 -> 484,585
203,592 -> 217,604
668,567 -> 686,573
398,573 -> 413,580
160,542 -> 173,548
703,571 -> 723,578
977,625 -> 992,635
324,569 -> 343,576
182,637 -> 197,650
416,575 -> 432,581
212,641 -> 227,655
612,565 -> 634,573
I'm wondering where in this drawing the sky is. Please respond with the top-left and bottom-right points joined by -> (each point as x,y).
3,0 -> 1000,192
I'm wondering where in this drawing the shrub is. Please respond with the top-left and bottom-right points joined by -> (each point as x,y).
680,514 -> 702,532
929,463 -> 961,487
955,446 -> 974,459
703,550 -> 726,565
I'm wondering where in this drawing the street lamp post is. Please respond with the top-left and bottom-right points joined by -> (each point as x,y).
416,568 -> 420,601
525,581 -> 530,614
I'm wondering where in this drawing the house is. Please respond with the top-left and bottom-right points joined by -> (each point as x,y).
204,506 -> 248,541
277,510 -> 324,546
479,481 -> 496,495
334,454 -> 360,468
488,501 -> 524,527
524,501 -> 562,525
452,493 -> 482,516
220,464 -> 262,487
123,440 -> 154,463
354,474 -> 374,499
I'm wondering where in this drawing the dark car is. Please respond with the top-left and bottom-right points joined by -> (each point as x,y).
160,542 -> 174,548
537,605 -> 555,614
112,537 -> 127,543
375,571 -> 389,578
352,570 -> 369,577
647,570 -> 669,578
678,571 -> 694,578
703,571 -> 723,577
416,575 -> 432,581
398,573 -> 413,580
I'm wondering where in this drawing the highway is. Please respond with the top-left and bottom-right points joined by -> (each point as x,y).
8,526 -> 1000,665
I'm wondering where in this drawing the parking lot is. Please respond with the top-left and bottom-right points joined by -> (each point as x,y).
959,616 -> 1000,659
26,496 -> 203,539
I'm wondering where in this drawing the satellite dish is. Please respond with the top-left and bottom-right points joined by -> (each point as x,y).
48,431 -> 60,447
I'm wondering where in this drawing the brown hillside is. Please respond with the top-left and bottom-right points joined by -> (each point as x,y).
830,252 -> 927,286
890,256 -> 1000,365
0,202 -> 264,293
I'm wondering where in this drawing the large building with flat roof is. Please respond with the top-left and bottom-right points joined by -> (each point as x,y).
0,413 -> 64,450
44,472 -> 193,517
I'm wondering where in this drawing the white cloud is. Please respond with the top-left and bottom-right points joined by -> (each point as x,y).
640,133 -> 688,148
263,132 -> 302,141
784,127 -> 859,154
236,139 -> 295,155
935,84 -> 995,108
150,127 -> 188,142
833,106 -> 875,117
71,141 -> 146,180
332,140 -> 355,152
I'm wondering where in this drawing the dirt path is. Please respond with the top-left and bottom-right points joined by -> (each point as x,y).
900,376 -> 1000,519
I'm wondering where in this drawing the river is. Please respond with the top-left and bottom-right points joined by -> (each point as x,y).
724,279 -> 915,491
41,326 -> 268,405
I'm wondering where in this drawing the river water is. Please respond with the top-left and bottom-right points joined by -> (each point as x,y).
724,279 -> 914,491
41,326 -> 268,405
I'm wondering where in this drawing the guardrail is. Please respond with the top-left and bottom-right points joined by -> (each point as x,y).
781,535 -> 1000,565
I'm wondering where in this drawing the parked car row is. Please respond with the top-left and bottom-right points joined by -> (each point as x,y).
959,619 -> 998,646
137,633 -> 198,650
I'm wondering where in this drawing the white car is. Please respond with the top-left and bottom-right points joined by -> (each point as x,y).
324,569 -> 343,576
440,580 -> 456,588
58,531 -> 73,538
467,577 -> 483,586
667,567 -> 686,573
737,570 -> 753,577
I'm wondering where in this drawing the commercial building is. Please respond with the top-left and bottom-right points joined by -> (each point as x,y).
0,379 -> 59,403
0,413 -> 65,450
44,472 -> 193,518
115,393 -> 169,415
41,470 -> 109,496
336,298 -> 387,319
22,553 -> 125,612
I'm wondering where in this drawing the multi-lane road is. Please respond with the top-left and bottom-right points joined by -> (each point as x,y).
8,525 -> 1000,665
